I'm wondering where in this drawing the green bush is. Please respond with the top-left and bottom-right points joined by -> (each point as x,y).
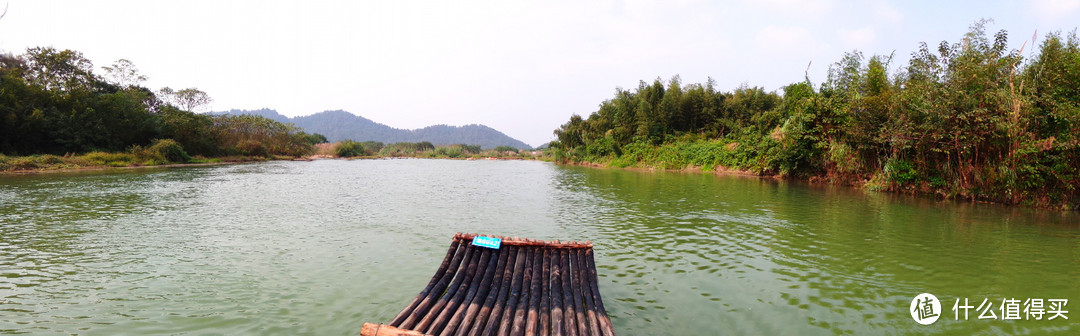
885,159 -> 918,184
148,139 -> 191,163
335,140 -> 365,157
493,146 -> 519,153
435,146 -> 464,158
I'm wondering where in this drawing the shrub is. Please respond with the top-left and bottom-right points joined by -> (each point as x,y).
435,146 -> 464,158
493,146 -> 518,153
884,158 -> 918,184
335,140 -> 365,157
148,139 -> 191,163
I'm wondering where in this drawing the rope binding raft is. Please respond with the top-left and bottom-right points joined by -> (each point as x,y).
360,233 -> 616,336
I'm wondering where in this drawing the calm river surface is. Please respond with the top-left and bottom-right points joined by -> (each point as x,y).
2,159 -> 1078,335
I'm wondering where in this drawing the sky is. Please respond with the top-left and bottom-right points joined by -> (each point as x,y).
2,1 -> 1079,147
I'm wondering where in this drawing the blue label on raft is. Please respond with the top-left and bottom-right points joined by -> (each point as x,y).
473,236 -> 501,249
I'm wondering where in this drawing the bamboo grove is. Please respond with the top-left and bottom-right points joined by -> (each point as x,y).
551,22 -> 1080,209
0,47 -> 325,161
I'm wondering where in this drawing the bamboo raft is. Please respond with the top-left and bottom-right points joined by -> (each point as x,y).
360,233 -> 616,336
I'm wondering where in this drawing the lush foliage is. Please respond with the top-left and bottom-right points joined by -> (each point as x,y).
552,22 -> 1080,209
0,46 -> 324,162
334,140 -> 367,157
321,140 -> 540,160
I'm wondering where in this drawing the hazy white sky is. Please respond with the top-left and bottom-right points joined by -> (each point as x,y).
3,0 -> 1079,147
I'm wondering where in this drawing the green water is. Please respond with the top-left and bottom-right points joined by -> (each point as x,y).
1,159 -> 1077,335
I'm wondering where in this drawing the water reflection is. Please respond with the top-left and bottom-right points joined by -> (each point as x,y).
551,166 -> 1079,335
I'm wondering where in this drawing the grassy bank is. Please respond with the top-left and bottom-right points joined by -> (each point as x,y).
0,139 -> 298,174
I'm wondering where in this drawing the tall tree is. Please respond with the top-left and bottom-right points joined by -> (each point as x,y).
21,47 -> 95,92
158,87 -> 213,112
101,59 -> 147,88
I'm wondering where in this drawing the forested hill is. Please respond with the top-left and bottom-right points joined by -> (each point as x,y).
214,109 -> 533,150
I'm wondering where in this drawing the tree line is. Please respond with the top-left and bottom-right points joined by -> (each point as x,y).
330,140 -> 530,159
0,46 -> 325,160
552,21 -> 1079,209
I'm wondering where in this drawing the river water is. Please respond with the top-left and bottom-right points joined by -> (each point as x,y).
1,159 -> 1077,335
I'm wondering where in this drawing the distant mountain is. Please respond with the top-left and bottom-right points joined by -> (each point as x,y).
214,109 -> 532,150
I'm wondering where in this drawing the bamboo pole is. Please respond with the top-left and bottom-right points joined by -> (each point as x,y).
576,251 -> 601,336
560,249 -> 578,336
507,242 -> 534,336
523,246 -> 543,336
538,248 -> 551,336
497,244 -> 529,336
399,241 -> 469,329
550,246 -> 564,336
584,250 -> 615,336
480,246 -> 519,336
457,233 -> 593,249
570,249 -> 587,336
361,323 -> 431,336
455,245 -> 511,336
390,239 -> 461,326
424,247 -> 490,335
415,246 -> 477,332
466,246 -> 515,336
441,247 -> 500,336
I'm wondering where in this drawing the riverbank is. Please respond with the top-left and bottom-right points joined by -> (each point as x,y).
0,153 -> 288,175
0,151 -> 550,175
558,143 -> 1077,211
549,25 -> 1080,212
